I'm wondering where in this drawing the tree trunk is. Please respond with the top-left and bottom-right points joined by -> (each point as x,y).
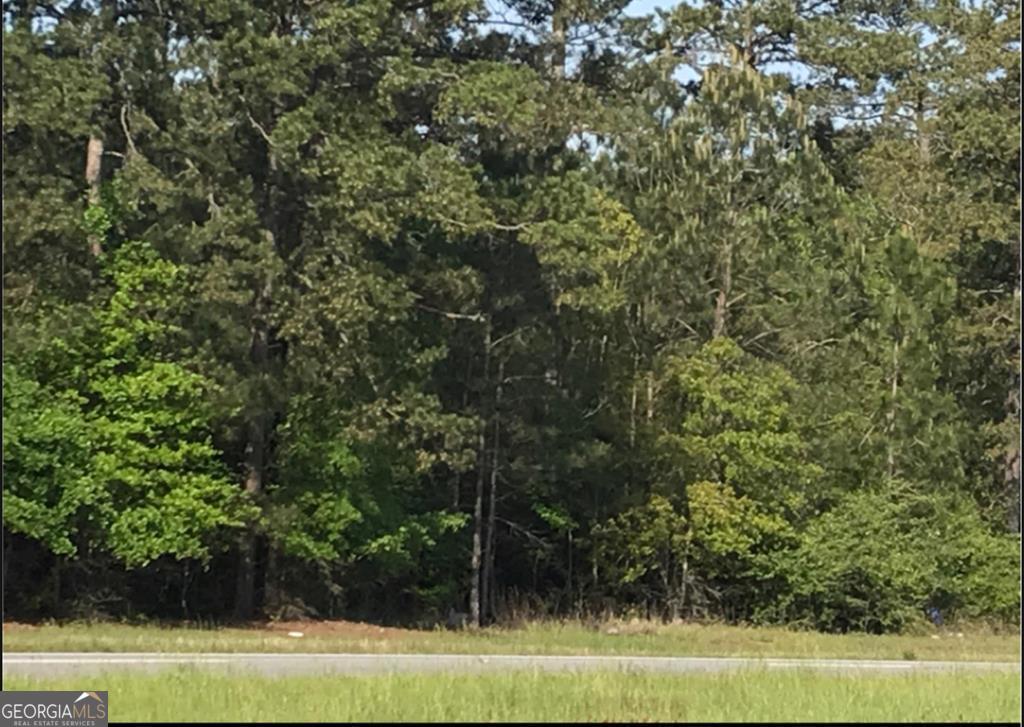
550,0 -> 567,80
470,324 -> 492,629
741,2 -> 755,68
646,370 -> 654,423
680,555 -> 689,620
85,134 -> 104,256
1005,388 -> 1020,534
455,354 -> 474,510
180,561 -> 191,621
234,279 -> 272,621
712,239 -> 733,339
1,531 -> 10,596
915,94 -> 931,164
887,337 -> 900,480
566,530 -> 573,601
629,361 -> 638,449
51,556 -> 63,617
264,542 -> 281,617
470,424 -> 486,628
233,418 -> 264,620
483,358 -> 504,624
1007,242 -> 1022,533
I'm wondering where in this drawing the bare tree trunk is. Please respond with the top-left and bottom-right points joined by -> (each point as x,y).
1005,387 -> 1020,533
566,530 -> 573,601
629,364 -> 638,449
712,239 -> 733,339
180,561 -> 191,620
550,0 -> 566,80
234,416 -> 265,621
483,358 -> 504,624
646,370 -> 654,423
454,356 -> 474,510
470,427 -> 486,628
470,324 -> 492,629
85,135 -> 104,256
680,555 -> 689,620
264,543 -> 281,617
887,338 -> 900,480
2,530 -> 10,597
915,94 -> 931,164
234,277 -> 272,621
1007,241 -> 1022,533
51,556 -> 63,617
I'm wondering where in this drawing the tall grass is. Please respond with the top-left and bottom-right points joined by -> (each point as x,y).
3,667 -> 1019,722
4,619 -> 1020,661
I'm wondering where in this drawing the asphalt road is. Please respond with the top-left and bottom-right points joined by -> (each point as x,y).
3,652 -> 1020,678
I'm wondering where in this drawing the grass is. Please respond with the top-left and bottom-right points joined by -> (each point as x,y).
3,667 -> 1020,722
3,619 -> 1020,662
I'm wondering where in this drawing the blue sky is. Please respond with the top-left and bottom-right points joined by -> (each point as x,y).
626,0 -> 671,17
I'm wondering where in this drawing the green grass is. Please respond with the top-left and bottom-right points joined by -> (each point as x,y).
3,667 -> 1020,722
4,619 -> 1020,662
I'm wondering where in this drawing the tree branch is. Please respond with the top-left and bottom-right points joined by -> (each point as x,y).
247,112 -> 275,147
436,215 -> 531,232
416,302 -> 485,322
121,104 -> 138,158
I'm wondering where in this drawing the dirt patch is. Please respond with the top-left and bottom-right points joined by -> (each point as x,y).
2,622 -> 40,632
258,619 -> 423,639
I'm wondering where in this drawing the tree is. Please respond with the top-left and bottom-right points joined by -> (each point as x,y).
2,0 -> 1018,632
84,240 -> 251,569
767,487 -> 1020,632
3,237 -> 252,615
654,338 -> 817,618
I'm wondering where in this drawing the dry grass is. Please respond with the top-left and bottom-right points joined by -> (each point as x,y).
3,617 -> 1020,662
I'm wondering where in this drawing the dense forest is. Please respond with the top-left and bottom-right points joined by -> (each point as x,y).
2,0 -> 1020,634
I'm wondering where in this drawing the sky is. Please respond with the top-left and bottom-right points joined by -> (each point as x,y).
626,0 -> 671,17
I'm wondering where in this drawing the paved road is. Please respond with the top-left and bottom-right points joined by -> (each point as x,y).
3,652 -> 1020,678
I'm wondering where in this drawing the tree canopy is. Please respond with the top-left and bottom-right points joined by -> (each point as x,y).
2,0 -> 1019,632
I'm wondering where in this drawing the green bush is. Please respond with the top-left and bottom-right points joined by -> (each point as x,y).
762,488 -> 1021,633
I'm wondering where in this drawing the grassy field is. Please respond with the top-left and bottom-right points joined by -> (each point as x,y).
4,667 -> 1020,722
3,619 -> 1020,662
